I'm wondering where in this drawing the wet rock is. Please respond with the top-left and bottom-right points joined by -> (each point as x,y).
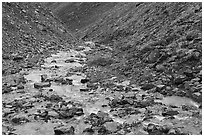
146,123 -> 162,135
162,110 -> 179,117
54,77 -> 64,83
85,113 -> 102,126
25,62 -> 34,68
174,75 -> 187,85
146,123 -> 157,133
183,70 -> 194,78
69,107 -> 84,116
56,107 -> 83,119
35,110 -> 49,119
83,128 -> 95,135
124,92 -> 136,99
62,78 -> 73,85
80,88 -> 89,92
97,111 -> 113,123
3,108 -> 15,117
13,55 -> 24,61
51,60 -> 57,63
2,85 -> 13,94
167,128 -> 177,135
17,84 -> 24,89
98,126 -> 111,135
75,46 -> 85,51
155,84 -> 165,92
81,78 -> 90,84
160,125 -> 170,134
49,94 -> 63,102
141,83 -> 156,90
65,58 -> 75,63
41,74 -> 48,82
34,82 -> 51,89
192,92 -> 202,103
54,125 -> 75,135
11,115 -> 29,125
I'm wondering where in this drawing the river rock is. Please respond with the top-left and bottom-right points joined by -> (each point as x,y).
174,75 -> 186,85
11,115 -> 29,125
2,86 -> 13,94
80,88 -> 89,92
34,82 -> 51,89
81,78 -> 90,84
54,125 -> 75,135
141,83 -> 156,90
17,84 -> 24,89
83,128 -> 95,135
167,128 -> 177,135
13,55 -> 24,61
65,58 -> 75,63
51,60 -> 57,63
162,110 -> 179,117
41,74 -> 48,82
49,94 -> 63,102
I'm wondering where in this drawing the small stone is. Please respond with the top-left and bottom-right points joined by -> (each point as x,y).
49,94 -> 63,102
156,64 -> 165,72
54,125 -> 75,135
146,123 -> 157,133
11,115 -> 29,125
141,83 -> 156,90
83,128 -> 94,135
65,78 -> 73,85
162,110 -> 179,117
13,55 -> 24,61
48,111 -> 59,118
34,82 -> 51,89
174,75 -> 186,85
168,128 -> 177,135
192,92 -> 202,103
65,58 -> 75,63
41,74 -> 48,82
54,77 -> 64,83
80,88 -> 89,92
161,125 -> 170,134
17,84 -> 24,89
81,78 -> 89,84
3,86 -> 13,94
51,60 -> 57,63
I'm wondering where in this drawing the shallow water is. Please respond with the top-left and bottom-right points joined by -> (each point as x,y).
155,96 -> 199,108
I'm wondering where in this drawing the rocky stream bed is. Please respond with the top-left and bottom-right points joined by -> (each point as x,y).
2,43 -> 202,135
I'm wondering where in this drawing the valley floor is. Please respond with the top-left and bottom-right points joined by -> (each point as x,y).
2,43 -> 202,135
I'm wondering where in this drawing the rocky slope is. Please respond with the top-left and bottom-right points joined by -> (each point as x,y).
2,2 -> 202,135
44,2 -> 117,32
50,2 -> 202,102
2,2 -> 80,76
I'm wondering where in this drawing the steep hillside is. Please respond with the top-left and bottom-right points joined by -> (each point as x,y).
2,2 -> 79,75
44,2 -> 117,32
75,2 -> 202,101
2,2 -> 202,135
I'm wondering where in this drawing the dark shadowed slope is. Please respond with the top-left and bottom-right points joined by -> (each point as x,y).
44,2 -> 117,32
